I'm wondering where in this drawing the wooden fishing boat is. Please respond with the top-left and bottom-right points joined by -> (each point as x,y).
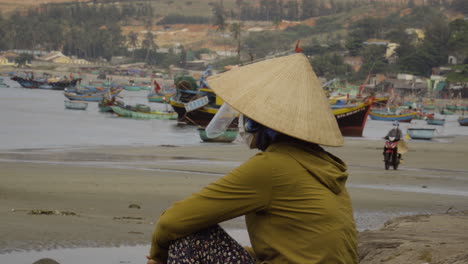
332,101 -> 373,137
168,72 -> 233,127
148,92 -> 174,103
407,128 -> 436,140
64,87 -> 123,102
11,76 -> 81,90
422,105 -> 436,110
198,127 -> 238,143
64,100 -> 88,110
110,106 -> 177,120
440,109 -> 455,115
445,104 -> 457,111
426,118 -> 445,126
98,97 -> 125,112
0,78 -> 9,88
369,111 -> 416,122
458,116 -> 468,126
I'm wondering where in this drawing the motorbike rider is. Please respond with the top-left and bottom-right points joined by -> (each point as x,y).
385,120 -> 403,141
384,120 -> 403,160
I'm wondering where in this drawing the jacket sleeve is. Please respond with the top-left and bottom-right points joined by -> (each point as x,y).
149,153 -> 272,262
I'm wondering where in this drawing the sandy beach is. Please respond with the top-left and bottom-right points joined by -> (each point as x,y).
1,136 -> 468,263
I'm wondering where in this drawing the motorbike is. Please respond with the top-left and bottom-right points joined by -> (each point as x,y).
383,136 -> 400,170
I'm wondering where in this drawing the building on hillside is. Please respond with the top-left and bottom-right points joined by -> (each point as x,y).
343,56 -> 363,72
185,60 -> 207,71
363,39 -> 399,64
0,51 -> 29,66
13,49 -> 48,57
40,51 -> 91,65
0,55 -> 10,66
386,78 -> 428,97
40,51 -> 72,64
200,53 -> 218,62
448,53 -> 467,65
404,28 -> 425,45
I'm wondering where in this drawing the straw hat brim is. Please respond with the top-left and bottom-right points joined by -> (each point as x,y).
206,53 -> 344,147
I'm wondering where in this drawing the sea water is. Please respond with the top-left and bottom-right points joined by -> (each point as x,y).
1,78 -> 467,150
1,77 -> 468,263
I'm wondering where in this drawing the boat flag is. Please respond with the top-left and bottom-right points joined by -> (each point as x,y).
154,79 -> 161,93
295,40 -> 302,53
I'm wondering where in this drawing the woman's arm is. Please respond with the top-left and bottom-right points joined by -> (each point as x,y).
149,153 -> 272,262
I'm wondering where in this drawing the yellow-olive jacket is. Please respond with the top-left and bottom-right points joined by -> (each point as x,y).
150,142 -> 358,263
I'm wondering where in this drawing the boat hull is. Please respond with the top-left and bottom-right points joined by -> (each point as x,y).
459,117 -> 468,126
198,128 -> 238,143
111,106 -> 177,120
64,100 -> 88,110
426,119 -> 445,126
369,112 -> 415,122
64,88 -> 123,102
333,102 -> 372,137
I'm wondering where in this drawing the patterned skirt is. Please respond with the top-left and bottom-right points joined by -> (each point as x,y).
167,225 -> 255,264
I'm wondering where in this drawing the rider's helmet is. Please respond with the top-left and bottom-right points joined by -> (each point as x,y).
392,120 -> 400,126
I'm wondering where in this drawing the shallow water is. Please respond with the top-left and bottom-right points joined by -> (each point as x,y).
1,77 -> 468,150
2,78 -> 468,263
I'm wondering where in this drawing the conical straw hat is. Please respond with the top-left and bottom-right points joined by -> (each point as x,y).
206,53 -> 344,147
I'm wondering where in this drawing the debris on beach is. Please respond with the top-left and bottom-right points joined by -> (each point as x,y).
32,258 -> 60,264
27,209 -> 77,216
113,216 -> 143,220
128,203 -> 141,209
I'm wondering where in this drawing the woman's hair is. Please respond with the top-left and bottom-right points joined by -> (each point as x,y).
249,119 -> 319,151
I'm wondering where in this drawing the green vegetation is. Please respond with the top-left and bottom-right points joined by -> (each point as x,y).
0,0 -> 467,81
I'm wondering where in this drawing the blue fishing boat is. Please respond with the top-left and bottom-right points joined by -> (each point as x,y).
64,87 -> 123,102
369,111 -> 416,122
407,128 -> 436,140
426,118 -> 445,126
458,116 -> 468,126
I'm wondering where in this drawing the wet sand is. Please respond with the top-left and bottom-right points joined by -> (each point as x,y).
1,137 -> 468,263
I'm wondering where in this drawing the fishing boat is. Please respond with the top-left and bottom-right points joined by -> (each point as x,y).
198,127 -> 238,143
147,79 -> 175,103
426,118 -> 445,126
445,104 -> 457,111
64,87 -> 123,102
0,78 -> 9,88
459,116 -> 468,126
64,100 -> 88,110
168,69 -> 235,127
369,111 -> 416,122
98,97 -> 125,112
440,109 -> 455,115
422,105 -> 436,110
407,128 -> 436,140
11,76 -> 81,90
332,101 -> 373,137
110,105 -> 177,120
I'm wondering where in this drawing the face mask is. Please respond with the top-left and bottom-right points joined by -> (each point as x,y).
238,114 -> 256,149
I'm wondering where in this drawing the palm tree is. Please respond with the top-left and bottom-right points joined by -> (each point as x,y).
230,22 -> 243,61
128,31 -> 138,59
142,31 -> 158,64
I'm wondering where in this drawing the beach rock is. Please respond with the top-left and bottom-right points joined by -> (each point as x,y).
33,258 -> 60,264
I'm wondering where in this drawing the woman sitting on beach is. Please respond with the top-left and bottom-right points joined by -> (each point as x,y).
147,54 -> 358,264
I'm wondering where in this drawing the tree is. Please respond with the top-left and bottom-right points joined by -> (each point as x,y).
14,54 -> 34,68
212,3 -> 227,32
128,31 -> 138,59
230,22 -> 243,60
142,31 -> 158,64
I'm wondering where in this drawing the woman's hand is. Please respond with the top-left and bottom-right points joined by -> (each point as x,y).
146,255 -> 165,264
